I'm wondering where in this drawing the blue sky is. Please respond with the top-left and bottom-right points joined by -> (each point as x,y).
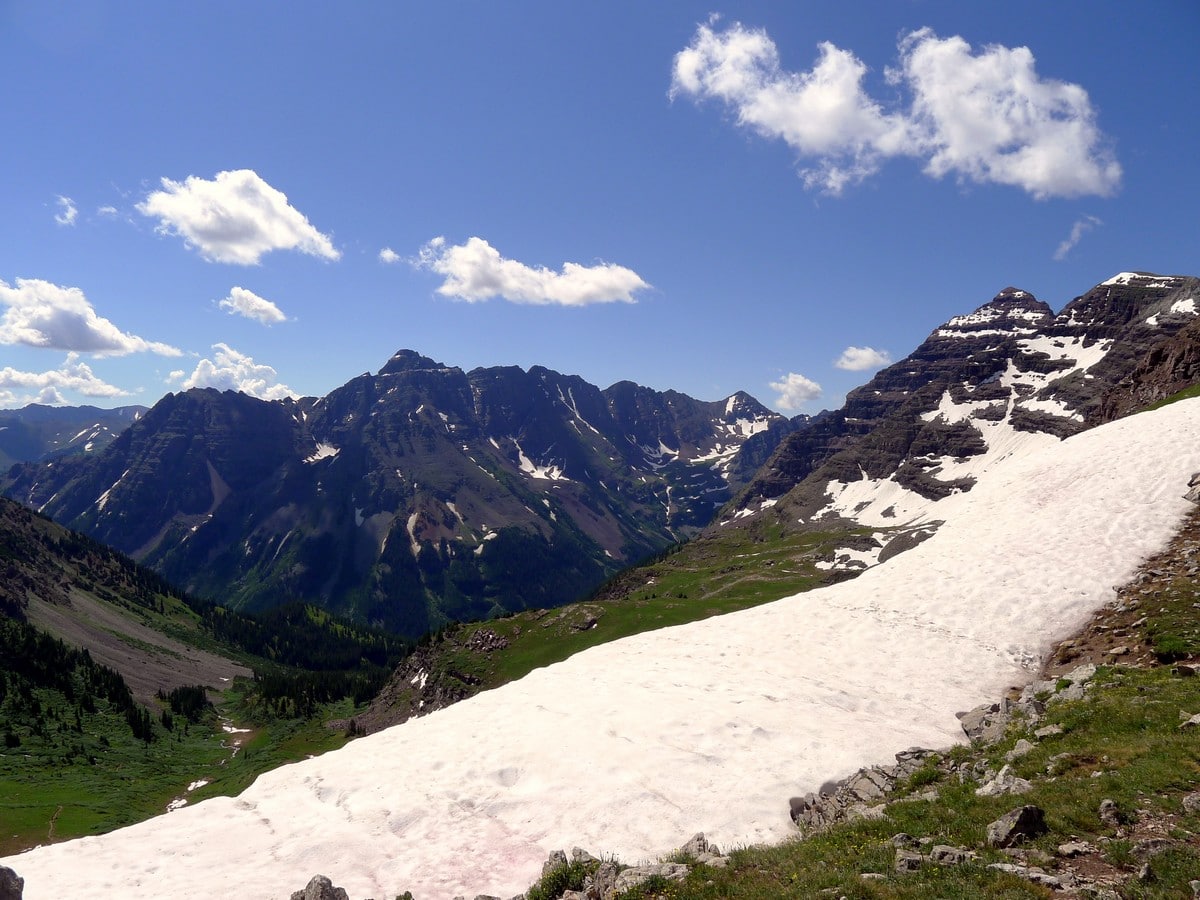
1,1 -> 1197,414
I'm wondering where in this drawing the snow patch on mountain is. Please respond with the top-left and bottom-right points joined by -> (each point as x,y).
1016,334 -> 1111,373
303,443 -> 339,463
1102,272 -> 1185,288
513,440 -> 570,481
96,469 -> 131,511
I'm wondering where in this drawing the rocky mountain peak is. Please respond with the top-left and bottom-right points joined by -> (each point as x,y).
727,270 -> 1199,577
377,349 -> 449,376
992,286 -> 1037,302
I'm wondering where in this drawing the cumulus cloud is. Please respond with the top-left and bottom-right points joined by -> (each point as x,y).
137,169 -> 340,265
769,372 -> 822,410
415,236 -> 649,306
0,278 -> 181,357
671,19 -> 909,192
671,21 -> 1120,198
1053,214 -> 1103,261
0,352 -> 130,408
171,343 -> 297,401
54,195 -> 78,226
218,286 -> 288,325
835,346 -> 892,371
379,247 -> 401,264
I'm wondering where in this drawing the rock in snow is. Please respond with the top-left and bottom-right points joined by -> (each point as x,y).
0,867 -> 23,900
4,399 -> 1199,899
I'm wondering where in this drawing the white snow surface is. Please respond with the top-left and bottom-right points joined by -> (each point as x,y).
303,443 -> 339,463
1171,297 -> 1197,315
1102,272 -> 1184,288
6,400 -> 1200,900
513,440 -> 570,481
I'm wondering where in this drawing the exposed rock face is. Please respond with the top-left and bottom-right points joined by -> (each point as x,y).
1099,315 -> 1200,421
289,875 -> 349,900
789,747 -> 938,833
521,838 -> 720,900
2,354 -> 784,635
0,866 -> 22,900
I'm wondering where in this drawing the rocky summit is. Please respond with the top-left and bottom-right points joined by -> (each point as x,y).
722,272 -> 1200,572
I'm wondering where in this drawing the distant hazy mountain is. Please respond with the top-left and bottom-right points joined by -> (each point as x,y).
0,403 -> 146,470
3,354 -> 791,635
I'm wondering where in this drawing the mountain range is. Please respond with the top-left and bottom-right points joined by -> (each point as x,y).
2,355 -> 789,636
1,270 -> 1199,898
0,404 -> 145,471
4,272 -> 1197,643
4,315 -> 1197,900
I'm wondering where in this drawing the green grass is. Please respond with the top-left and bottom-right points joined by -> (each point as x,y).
1141,382 -> 1200,413
1144,575 -> 1200,662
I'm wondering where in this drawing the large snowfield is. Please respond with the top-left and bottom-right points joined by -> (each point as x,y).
5,399 -> 1200,900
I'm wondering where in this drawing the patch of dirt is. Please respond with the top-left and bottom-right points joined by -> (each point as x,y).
25,589 -> 251,705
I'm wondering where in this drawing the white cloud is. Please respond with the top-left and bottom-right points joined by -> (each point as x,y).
379,247 -> 401,264
172,343 -> 297,401
97,205 -> 119,217
769,372 -> 822,410
137,169 -> 340,265
1053,214 -> 1103,261
218,286 -> 288,325
899,30 -> 1121,199
0,352 -> 130,408
835,346 -> 892,371
671,20 -> 909,193
54,195 -> 78,226
0,277 -> 181,357
415,236 -> 649,306
671,22 -> 1120,198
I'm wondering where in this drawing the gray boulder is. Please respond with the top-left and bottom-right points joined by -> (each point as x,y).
975,764 -> 1033,797
541,850 -> 568,877
290,875 -> 349,900
1099,798 -> 1122,829
613,863 -> 689,894
0,867 -> 22,900
929,845 -> 974,865
987,862 -> 1067,889
986,805 -> 1047,848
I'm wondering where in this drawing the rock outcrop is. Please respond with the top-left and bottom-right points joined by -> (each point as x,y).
290,875 -> 349,900
0,866 -> 23,900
